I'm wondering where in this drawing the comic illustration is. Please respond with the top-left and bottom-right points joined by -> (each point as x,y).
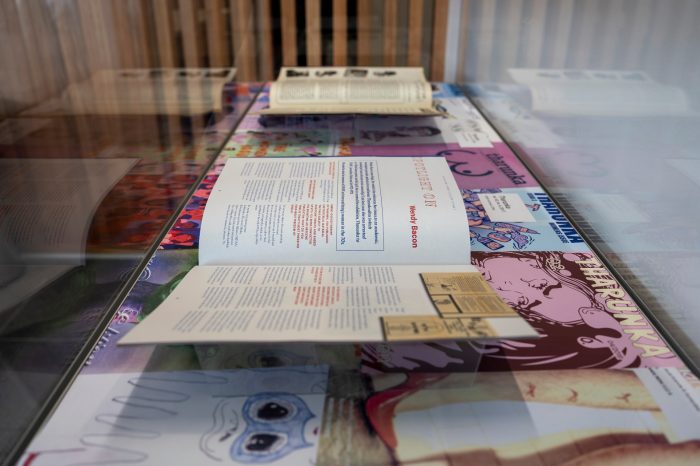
463,187 -> 590,252
23,366 -> 328,465
363,252 -> 681,373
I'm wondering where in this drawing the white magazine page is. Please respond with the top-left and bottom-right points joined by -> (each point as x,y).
119,264 -> 479,345
199,157 -> 470,266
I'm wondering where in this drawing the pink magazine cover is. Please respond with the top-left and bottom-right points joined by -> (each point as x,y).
345,143 -> 537,189
362,251 -> 682,373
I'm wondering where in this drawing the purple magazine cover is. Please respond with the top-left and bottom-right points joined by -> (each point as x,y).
362,251 -> 681,373
405,143 -> 538,189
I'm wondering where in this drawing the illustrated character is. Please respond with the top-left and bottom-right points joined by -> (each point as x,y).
22,370 -> 325,465
463,189 -> 539,250
200,392 -> 317,463
363,252 -> 669,372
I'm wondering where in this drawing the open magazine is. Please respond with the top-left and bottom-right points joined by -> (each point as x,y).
260,67 -> 441,116
120,157 -> 538,344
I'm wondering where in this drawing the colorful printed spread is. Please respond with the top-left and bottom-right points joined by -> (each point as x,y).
22,83 -> 699,466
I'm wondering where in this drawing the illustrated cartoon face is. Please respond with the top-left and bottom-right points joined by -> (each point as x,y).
201,392 -> 316,463
480,256 -> 589,324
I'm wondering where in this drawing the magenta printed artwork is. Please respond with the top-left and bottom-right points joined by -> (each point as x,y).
343,143 -> 537,187
362,252 -> 681,373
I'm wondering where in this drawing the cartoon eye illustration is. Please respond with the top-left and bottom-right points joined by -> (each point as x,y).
242,432 -> 287,454
255,401 -> 292,421
229,392 -> 315,463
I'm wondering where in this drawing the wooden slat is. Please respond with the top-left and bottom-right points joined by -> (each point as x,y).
643,0 -> 674,72
232,0 -> 256,80
280,0 -> 298,66
496,0 -> 522,72
180,0 -> 204,67
456,0 -> 470,82
205,0 -> 229,67
597,0 -> 624,68
305,0 -> 321,66
475,0 -> 496,80
668,0 -> 698,82
111,0 -> 136,67
153,0 -> 177,67
383,0 -> 398,66
430,0 -> 448,81
1,0 -> 40,116
131,0 -> 156,67
571,0 -> 597,68
623,0 -> 652,69
407,0 -> 423,66
550,0 -> 574,67
356,0 -> 371,65
332,0 -> 347,65
15,0 -> 63,100
256,0 -> 274,79
52,2 -> 92,150
523,0 -> 547,69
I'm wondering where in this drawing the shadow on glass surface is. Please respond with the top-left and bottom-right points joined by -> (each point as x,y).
0,2 -> 257,461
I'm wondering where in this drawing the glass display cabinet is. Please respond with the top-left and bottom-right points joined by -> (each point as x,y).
1,1 -> 699,465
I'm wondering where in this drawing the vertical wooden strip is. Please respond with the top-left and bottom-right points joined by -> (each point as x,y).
623,0 -> 652,69
497,0 -> 523,72
280,0 -> 298,66
205,0 -> 229,67
475,0 -> 496,80
668,0 -> 698,82
180,0 -> 204,67
383,0 -> 398,66
111,0 -> 135,67
597,0 -> 624,68
153,0 -> 178,67
256,0 -> 274,79
131,0 -> 156,67
643,0 -> 674,72
232,0 -> 256,80
456,0 -> 470,82
52,2 -> 92,150
430,0 -> 448,80
305,0 -> 321,66
571,0 -> 597,68
15,1 -> 62,100
523,0 -> 547,69
550,0 -> 574,67
332,0 -> 347,65
356,0 -> 371,65
407,0 -> 423,66
1,0 -> 40,114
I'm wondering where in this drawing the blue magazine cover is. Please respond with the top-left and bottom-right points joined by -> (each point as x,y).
464,188 -> 591,252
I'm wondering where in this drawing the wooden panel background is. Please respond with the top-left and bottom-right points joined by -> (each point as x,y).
2,0 -> 698,117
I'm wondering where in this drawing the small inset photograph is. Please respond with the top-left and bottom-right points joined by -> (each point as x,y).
344,68 -> 368,78
373,70 -> 397,77
286,68 -> 310,78
315,70 -> 338,77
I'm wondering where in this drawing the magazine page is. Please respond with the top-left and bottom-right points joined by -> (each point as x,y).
198,157 -> 471,266
262,67 -> 439,115
119,264 -> 538,345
